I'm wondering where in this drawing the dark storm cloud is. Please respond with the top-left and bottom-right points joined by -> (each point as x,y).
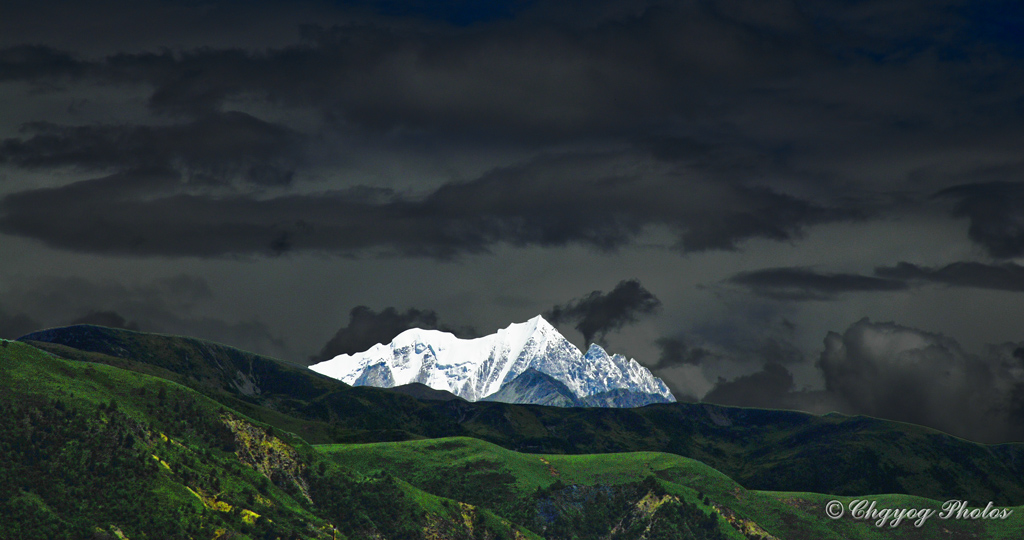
755,336 -> 806,365
14,1 -> 816,133
700,362 -> 840,415
427,154 -> 844,253
0,308 -> 40,340
934,182 -> 1024,258
0,0 -> 1019,157
311,305 -> 478,363
362,0 -> 524,26
728,261 -> 1024,299
3,275 -> 213,318
70,310 -> 140,331
0,275 -> 287,359
1,112 -> 302,186
1,0 -> 1017,259
0,151 -> 843,257
652,331 -> 805,370
816,318 -> 1024,443
701,318 -> 1024,443
0,45 -> 85,81
0,170 -> 386,257
876,261 -> 1024,291
0,0 -> 944,136
546,279 -> 661,346
727,266 -> 909,300
652,337 -> 713,369
652,305 -> 807,394
702,362 -> 796,409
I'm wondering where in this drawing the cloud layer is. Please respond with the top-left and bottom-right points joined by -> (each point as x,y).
0,149 -> 846,258
699,318 -> 1024,443
935,182 -> 1024,258
0,274 -> 287,358
728,261 -> 1024,299
5,0 -> 1022,259
728,267 -> 909,300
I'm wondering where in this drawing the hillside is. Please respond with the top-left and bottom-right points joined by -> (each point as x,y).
10,337 -> 1020,539
0,338 -> 541,540
319,436 -> 1024,540
19,325 -> 1024,506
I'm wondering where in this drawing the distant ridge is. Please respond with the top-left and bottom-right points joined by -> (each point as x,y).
20,324 -> 336,400
482,368 -> 580,407
383,382 -> 465,402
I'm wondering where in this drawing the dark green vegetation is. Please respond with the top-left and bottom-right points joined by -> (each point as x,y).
320,437 -> 1024,540
0,339 -> 539,540
321,438 -> 744,540
21,325 -> 1024,505
383,382 -> 466,401
6,325 -> 1024,538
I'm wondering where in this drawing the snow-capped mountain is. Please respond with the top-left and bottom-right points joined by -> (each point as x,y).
308,315 -> 675,406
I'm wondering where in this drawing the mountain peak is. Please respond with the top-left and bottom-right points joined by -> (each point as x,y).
394,326 -> 455,344
528,313 -> 555,331
309,315 -> 675,406
502,314 -> 556,342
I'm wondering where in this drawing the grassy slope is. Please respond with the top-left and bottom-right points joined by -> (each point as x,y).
20,325 -> 1024,506
319,437 -> 1024,540
0,339 -> 540,540
0,339 -> 326,539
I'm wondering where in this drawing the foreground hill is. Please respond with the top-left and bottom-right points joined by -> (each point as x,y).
19,325 -> 1024,506
0,339 -> 540,540
320,436 -> 1024,540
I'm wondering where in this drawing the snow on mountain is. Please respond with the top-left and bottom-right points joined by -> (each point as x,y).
482,367 -> 676,408
308,315 -> 675,405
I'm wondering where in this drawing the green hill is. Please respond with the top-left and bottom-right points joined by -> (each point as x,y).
319,436 -> 1024,540
20,325 -> 1024,506
0,338 -> 540,540
6,328 -> 1024,539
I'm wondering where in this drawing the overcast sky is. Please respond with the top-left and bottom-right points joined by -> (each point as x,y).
3,0 -> 1024,443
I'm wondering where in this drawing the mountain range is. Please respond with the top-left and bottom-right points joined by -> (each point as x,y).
309,314 -> 675,407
